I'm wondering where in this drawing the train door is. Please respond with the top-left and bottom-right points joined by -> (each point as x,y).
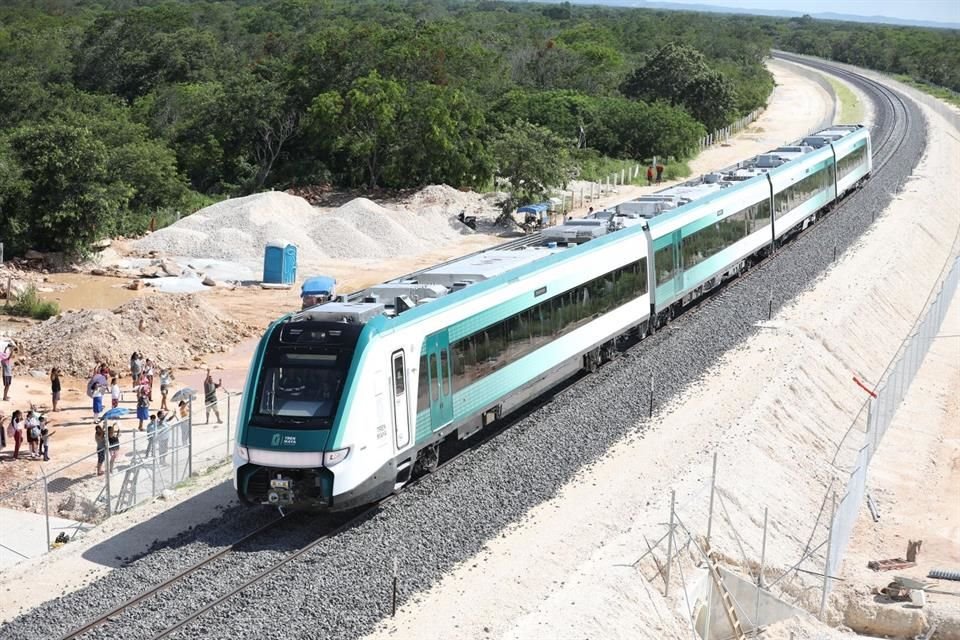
391,350 -> 410,450
425,331 -> 453,430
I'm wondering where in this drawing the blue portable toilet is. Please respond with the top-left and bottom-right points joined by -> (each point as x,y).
263,241 -> 298,284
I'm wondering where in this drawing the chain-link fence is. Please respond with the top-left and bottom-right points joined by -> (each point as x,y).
825,256 -> 960,597
0,390 -> 242,566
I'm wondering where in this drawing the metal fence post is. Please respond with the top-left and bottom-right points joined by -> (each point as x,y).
42,471 -> 51,552
226,392 -> 232,459
188,397 -> 193,478
152,444 -> 158,497
104,440 -> 112,518
706,452 -> 718,550
755,507 -> 768,637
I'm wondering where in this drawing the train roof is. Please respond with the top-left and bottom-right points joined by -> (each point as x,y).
295,124 -> 866,327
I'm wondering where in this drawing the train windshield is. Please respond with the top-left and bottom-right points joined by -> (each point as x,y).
253,352 -> 348,425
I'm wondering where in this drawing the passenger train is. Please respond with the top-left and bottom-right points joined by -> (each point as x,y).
233,124 -> 872,509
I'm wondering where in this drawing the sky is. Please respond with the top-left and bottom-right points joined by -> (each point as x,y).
651,0 -> 960,25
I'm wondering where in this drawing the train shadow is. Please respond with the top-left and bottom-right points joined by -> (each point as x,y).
79,479 -> 354,569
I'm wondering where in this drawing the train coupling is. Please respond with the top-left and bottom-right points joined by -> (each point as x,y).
266,475 -> 295,506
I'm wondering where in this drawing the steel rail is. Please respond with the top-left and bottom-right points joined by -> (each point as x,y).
146,438 -> 486,640
57,514 -> 291,640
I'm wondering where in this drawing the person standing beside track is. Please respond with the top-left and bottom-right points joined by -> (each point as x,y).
95,423 -> 106,475
203,370 -> 223,425
1,343 -> 14,402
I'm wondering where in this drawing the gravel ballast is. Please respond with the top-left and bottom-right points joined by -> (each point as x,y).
0,66 -> 926,640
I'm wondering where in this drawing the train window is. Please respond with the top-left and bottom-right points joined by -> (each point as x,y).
775,165 -> 831,219
450,342 -> 466,392
392,352 -> 405,396
417,354 -> 429,413
837,145 -> 866,181
750,199 -> 771,232
445,257 -> 651,393
440,350 -> 449,396
656,244 -> 675,285
428,353 -> 438,401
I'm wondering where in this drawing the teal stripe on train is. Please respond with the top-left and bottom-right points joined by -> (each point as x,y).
414,307 -> 642,443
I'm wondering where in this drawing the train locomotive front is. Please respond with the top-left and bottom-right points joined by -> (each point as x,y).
233,313 -> 396,511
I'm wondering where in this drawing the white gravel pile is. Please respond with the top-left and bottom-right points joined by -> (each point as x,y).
133,187 -> 498,269
134,192 -> 328,264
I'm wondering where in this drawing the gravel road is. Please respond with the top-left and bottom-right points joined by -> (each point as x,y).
0,60 -> 926,640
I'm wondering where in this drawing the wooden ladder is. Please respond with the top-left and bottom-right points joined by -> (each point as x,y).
707,555 -> 747,640
115,466 -> 141,512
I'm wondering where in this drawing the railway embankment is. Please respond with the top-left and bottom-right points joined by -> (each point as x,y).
363,65 -> 955,639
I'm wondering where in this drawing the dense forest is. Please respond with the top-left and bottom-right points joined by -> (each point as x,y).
770,15 -> 960,95
0,0 -> 775,256
1,1 -> 956,258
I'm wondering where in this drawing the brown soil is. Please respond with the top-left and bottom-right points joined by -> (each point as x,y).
12,294 -> 254,378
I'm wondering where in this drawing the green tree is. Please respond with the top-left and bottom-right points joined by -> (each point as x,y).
4,123 -> 131,254
308,71 -> 407,189
490,120 -> 571,203
392,83 -> 492,188
621,42 -> 738,131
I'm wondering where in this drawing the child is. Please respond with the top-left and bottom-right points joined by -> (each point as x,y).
25,409 -> 40,459
107,425 -> 120,465
95,424 -> 106,475
110,377 -> 122,409
39,417 -> 55,462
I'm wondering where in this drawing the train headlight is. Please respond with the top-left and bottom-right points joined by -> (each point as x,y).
323,447 -> 350,467
236,445 -> 249,461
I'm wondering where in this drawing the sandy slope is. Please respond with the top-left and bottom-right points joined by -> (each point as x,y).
362,71 -> 959,640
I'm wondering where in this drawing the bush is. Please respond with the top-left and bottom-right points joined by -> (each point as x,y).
6,285 -> 60,320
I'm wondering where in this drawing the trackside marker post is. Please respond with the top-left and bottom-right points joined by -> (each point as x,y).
392,557 -> 398,617
648,373 -> 654,418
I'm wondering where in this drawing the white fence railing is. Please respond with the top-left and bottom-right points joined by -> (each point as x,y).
697,108 -> 764,151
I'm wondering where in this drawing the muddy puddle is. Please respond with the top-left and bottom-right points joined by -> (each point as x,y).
39,273 -> 144,311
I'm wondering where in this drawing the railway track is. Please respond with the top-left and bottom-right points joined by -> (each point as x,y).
56,513 -> 308,640
58,430 -> 508,640
772,52 -> 913,174
51,57 -> 919,640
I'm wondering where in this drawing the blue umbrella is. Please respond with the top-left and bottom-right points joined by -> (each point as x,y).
101,407 -> 130,420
